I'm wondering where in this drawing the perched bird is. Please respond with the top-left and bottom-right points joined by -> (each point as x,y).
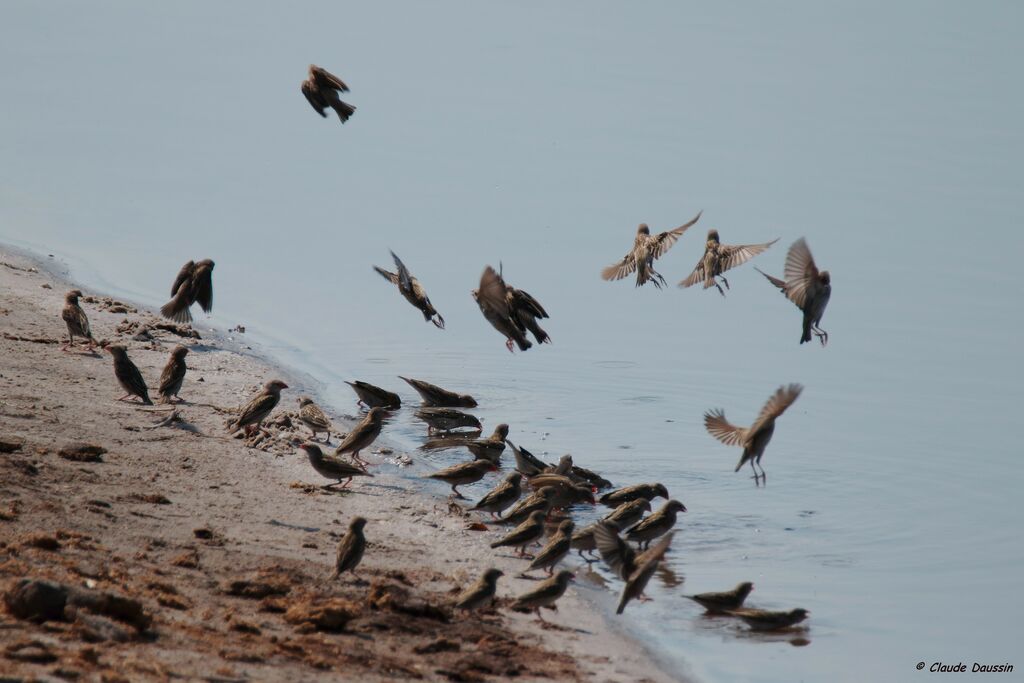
161,259 -> 214,323
60,289 -> 96,351
334,407 -> 385,466
301,64 -> 356,123
331,517 -> 367,579
602,498 -> 652,530
512,569 -> 574,622
426,459 -> 497,498
299,443 -> 372,488
615,533 -> 674,615
602,211 -> 702,288
345,380 -> 401,410
399,376 -> 477,408
227,379 -> 287,435
527,520 -> 575,575
453,568 -> 504,611
470,473 -> 523,519
106,345 -> 152,405
415,407 -> 481,434
490,510 -> 547,557
685,582 -> 755,613
157,345 -> 189,403
466,423 -> 509,463
756,237 -> 831,346
506,282 -> 551,345
297,396 -> 332,441
704,383 -> 803,483
599,483 -> 669,508
679,230 -> 777,295
728,607 -> 810,631
374,251 -> 445,329
472,266 -> 532,352
496,486 -> 557,525
625,499 -> 687,549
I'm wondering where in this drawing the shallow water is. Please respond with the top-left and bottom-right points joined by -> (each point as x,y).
3,2 -> 1023,680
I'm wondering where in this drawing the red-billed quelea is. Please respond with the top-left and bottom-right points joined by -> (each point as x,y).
527,519 -> 575,575
297,396 -> 332,442
599,483 -> 669,508
512,570 -> 574,622
602,498 -> 652,530
615,532 -> 674,614
158,345 -> 189,403
704,384 -> 803,484
453,568 -> 504,611
466,423 -> 509,464
334,407 -> 385,466
426,459 -> 497,498
300,443 -> 372,488
399,376 -> 477,408
345,380 -> 401,410
472,265 -> 532,352
679,230 -> 777,295
728,607 -> 809,631
756,237 -> 831,346
374,251 -> 445,329
686,582 -> 755,613
496,486 -> 557,525
602,212 -> 702,288
301,64 -> 356,124
228,379 -> 287,435
415,407 -> 481,434
625,499 -> 686,549
490,510 -> 546,558
106,345 -> 152,405
470,473 -> 523,519
331,517 -> 368,580
61,289 -> 96,351
161,259 -> 214,323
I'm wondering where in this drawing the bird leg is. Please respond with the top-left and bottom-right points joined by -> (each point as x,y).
505,338 -> 515,353
814,327 -> 829,347
450,485 -> 467,500
534,608 -> 547,623
116,394 -> 134,402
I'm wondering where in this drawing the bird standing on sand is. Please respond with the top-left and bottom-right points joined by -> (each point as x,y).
227,379 -> 287,435
334,407 -> 385,466
426,459 -> 497,498
728,607 -> 810,631
512,570 -> 574,622
615,533 -> 674,614
625,499 -> 687,549
490,510 -> 546,558
602,498 -> 652,530
527,519 -> 575,575
158,345 -> 189,403
415,407 -> 481,434
704,383 -> 803,483
399,376 -> 477,408
466,423 -> 509,464
331,517 -> 368,579
602,211 -> 703,288
599,483 -> 669,508
161,259 -> 214,323
299,443 -> 372,488
470,473 -> 523,519
106,345 -> 152,405
454,568 -> 504,611
345,380 -> 401,410
685,582 -> 755,613
756,237 -> 831,346
301,64 -> 356,123
61,289 -> 96,351
497,486 -> 557,525
373,251 -> 445,329
472,266 -> 532,352
679,230 -> 777,295
297,396 -> 332,442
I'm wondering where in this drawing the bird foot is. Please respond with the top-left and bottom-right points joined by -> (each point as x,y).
505,338 -> 515,353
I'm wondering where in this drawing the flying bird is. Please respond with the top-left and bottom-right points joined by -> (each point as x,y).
61,289 -> 96,351
471,265 -> 533,352
601,211 -> 702,288
679,230 -> 777,295
161,259 -> 214,323
756,238 -> 831,346
614,532 -> 674,614
301,64 -> 356,123
374,251 -> 445,329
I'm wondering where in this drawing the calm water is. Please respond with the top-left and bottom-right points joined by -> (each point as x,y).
3,2 -> 1023,680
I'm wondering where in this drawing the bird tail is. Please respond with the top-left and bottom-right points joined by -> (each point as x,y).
160,296 -> 193,323
800,319 -> 812,344
333,101 -> 356,123
616,594 -> 628,615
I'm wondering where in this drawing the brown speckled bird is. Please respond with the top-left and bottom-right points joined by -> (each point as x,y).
454,568 -> 504,611
161,259 -> 214,323
625,499 -> 686,549
345,380 -> 401,410
506,281 -> 551,346
374,251 -> 445,329
686,582 -> 755,613
106,345 -> 152,405
729,607 -> 810,631
61,289 -> 96,351
756,237 -> 831,346
527,519 -> 575,575
599,483 -> 669,508
616,532 -> 674,614
490,510 -> 546,557
602,211 -> 702,288
300,443 -> 372,488
426,459 -> 497,498
512,569 -> 573,622
228,379 -> 287,435
472,265 -> 532,352
466,423 -> 509,464
301,64 -> 356,124
602,498 -> 652,530
297,396 -> 332,441
415,407 -> 481,434
334,407 -> 385,466
526,473 -> 596,508
399,376 -> 477,408
704,383 -> 803,484
679,230 -> 777,295
470,473 -> 523,519
331,517 -> 367,579
158,345 -> 188,403
496,486 -> 557,525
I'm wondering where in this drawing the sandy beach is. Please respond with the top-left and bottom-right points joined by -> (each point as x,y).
0,246 -> 680,682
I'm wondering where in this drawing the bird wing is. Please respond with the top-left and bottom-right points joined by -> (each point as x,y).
747,384 -> 803,436
170,261 -> 195,297
755,267 -> 787,292
373,266 -> 400,285
301,80 -> 327,116
781,238 -> 818,309
63,304 -> 91,337
717,238 -> 779,274
704,409 -> 746,446
390,251 -> 414,292
158,359 -> 185,394
194,265 -> 213,313
601,232 -> 645,281
633,531 -> 674,571
678,256 -> 707,288
237,391 -> 277,425
300,403 -> 331,430
651,210 -> 702,259
593,522 -> 637,578
474,479 -> 514,508
311,65 -> 350,92
336,417 -> 374,451
477,266 -> 511,317
508,287 -> 549,319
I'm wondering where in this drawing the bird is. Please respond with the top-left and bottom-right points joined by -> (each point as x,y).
685,582 -> 755,613
453,568 -> 504,611
301,64 -> 356,124
728,607 -> 810,631
331,517 -> 368,579
373,251 -> 445,329
756,237 -> 831,346
602,498 -> 652,530
508,440 -> 548,477
496,486 -> 557,525
415,407 -> 481,434
512,570 -> 574,622
334,407 -> 385,466
345,380 -> 401,410
615,533 -> 674,614
679,230 -> 777,295
527,520 -> 575,575
297,396 -> 332,441
161,259 -> 214,323
398,376 -> 477,408
704,383 -> 803,483
625,499 -> 687,549
506,281 -> 551,346
299,443 -> 372,488
157,345 -> 189,403
570,522 -> 606,562
228,379 -> 287,435
472,266 -> 532,352
426,459 -> 497,498
466,423 -> 509,463
599,483 -> 669,508
490,510 -> 547,557
602,211 -> 703,288
526,474 -> 596,508
106,345 -> 152,405
60,289 -> 96,351
470,473 -> 523,519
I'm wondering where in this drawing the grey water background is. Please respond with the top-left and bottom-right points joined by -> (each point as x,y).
3,1 -> 1023,680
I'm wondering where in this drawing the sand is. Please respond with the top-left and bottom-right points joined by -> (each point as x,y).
0,247 -> 681,682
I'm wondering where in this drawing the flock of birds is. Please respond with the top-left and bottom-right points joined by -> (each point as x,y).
53,62 -> 835,641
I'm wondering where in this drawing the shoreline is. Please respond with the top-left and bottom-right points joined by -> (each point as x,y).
1,242 -> 685,682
